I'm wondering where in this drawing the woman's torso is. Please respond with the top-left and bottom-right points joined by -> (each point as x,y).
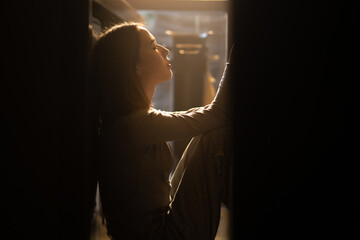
98,119 -> 173,238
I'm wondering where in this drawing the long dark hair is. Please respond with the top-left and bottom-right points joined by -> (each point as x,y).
91,22 -> 149,124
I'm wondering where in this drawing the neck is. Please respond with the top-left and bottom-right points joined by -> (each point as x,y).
144,86 -> 155,104
141,78 -> 156,104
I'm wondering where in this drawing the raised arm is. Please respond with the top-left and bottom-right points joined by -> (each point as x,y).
126,62 -> 232,145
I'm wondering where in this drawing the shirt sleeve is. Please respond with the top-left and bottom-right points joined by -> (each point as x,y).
125,63 -> 232,145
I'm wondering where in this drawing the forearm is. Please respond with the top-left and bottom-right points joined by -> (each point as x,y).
125,62 -> 232,145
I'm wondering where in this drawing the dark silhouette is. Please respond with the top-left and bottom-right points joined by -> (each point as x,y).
90,22 -> 233,239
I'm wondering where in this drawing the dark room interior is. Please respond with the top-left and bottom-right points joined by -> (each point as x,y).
1,1 -> 359,239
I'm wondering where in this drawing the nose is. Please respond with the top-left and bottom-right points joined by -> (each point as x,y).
159,45 -> 170,57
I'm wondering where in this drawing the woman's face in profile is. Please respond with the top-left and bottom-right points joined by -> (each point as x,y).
136,27 -> 173,86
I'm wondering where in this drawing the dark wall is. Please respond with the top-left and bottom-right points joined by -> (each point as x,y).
0,1 -> 93,239
1,1 -> 359,239
231,1 -> 359,239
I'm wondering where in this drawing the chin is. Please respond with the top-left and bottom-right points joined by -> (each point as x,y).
168,70 -> 173,80
162,71 -> 173,82
157,70 -> 172,84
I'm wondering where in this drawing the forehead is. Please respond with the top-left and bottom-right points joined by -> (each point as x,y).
137,27 -> 155,44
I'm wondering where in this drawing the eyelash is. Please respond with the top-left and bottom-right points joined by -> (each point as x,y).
153,45 -> 158,50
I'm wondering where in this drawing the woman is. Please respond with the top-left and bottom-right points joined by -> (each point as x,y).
91,22 -> 232,240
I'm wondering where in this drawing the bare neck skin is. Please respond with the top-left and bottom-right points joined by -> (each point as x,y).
140,77 -> 156,104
